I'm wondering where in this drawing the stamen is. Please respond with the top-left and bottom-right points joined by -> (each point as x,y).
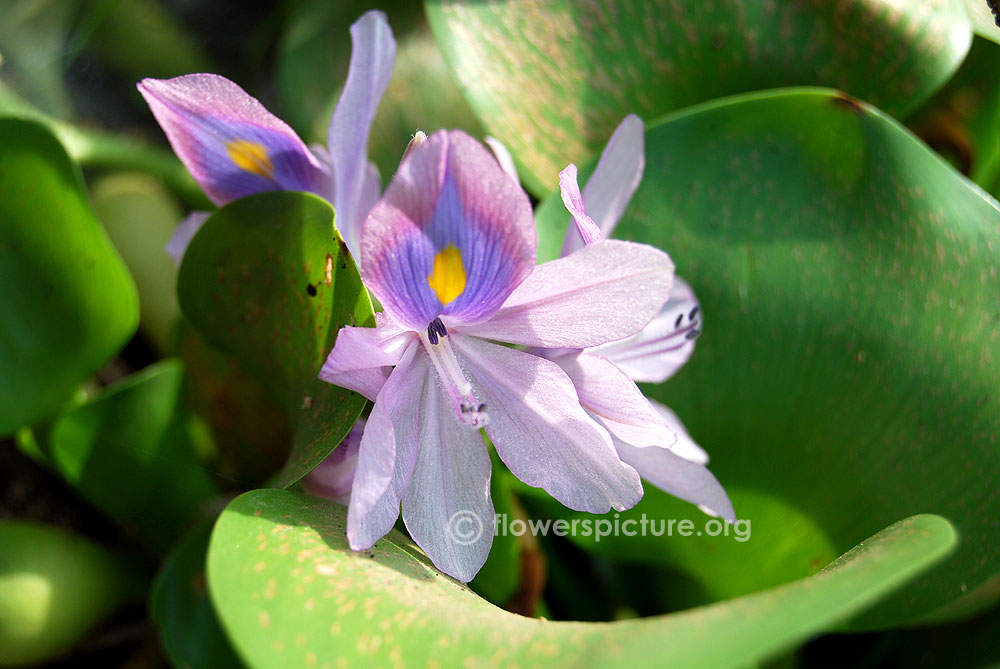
426,317 -> 448,345
419,327 -> 489,429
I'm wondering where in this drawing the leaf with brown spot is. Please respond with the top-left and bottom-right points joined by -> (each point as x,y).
427,0 -> 974,193
207,489 -> 955,667
178,191 -> 374,488
532,87 -> 1000,627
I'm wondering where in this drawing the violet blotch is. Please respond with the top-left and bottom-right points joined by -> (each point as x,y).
549,115 -> 733,522
137,9 -> 395,263
318,129 -> 677,581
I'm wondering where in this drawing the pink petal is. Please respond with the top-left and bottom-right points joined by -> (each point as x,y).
166,211 -> 210,266
453,336 -> 643,513
361,130 -> 536,329
614,441 -> 735,522
484,136 -> 519,184
328,10 -> 395,260
562,114 -> 645,254
303,418 -> 365,504
651,400 -> 710,465
554,352 -> 677,450
346,345 -> 426,550
137,74 -> 326,205
467,240 -> 674,348
588,276 -> 702,383
559,164 -> 603,246
319,313 -> 416,401
401,371 -> 494,582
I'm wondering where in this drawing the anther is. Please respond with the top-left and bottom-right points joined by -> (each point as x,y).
426,317 -> 448,345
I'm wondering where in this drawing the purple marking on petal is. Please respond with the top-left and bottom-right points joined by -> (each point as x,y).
401,373 -> 493,582
138,74 -> 327,205
562,114 -> 645,255
453,336 -> 643,513
559,164 -> 603,246
588,276 -> 701,384
469,240 -> 673,349
347,345 -> 427,551
362,130 -> 536,329
328,10 -> 395,258
319,313 -> 417,401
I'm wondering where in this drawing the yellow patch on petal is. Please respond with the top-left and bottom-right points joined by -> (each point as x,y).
427,245 -> 466,305
226,139 -> 275,179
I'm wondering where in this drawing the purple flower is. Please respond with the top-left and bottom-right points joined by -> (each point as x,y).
137,10 -> 395,262
318,130 -> 677,581
552,115 -> 734,521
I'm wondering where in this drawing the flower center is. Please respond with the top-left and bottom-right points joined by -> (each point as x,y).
420,318 -> 488,428
427,245 -> 466,305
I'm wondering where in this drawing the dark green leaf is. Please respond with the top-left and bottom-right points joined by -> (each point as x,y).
0,117 -> 138,436
151,517 -> 244,669
534,88 -> 1000,627
48,360 -> 217,552
427,0 -> 973,193
177,191 -> 374,487
0,521 -> 144,666
207,489 -> 955,667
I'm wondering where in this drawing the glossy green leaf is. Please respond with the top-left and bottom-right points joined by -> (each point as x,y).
427,0 -> 972,194
0,521 -> 144,667
0,117 -> 138,436
48,360 -> 217,552
207,489 -> 955,668
177,191 -> 374,487
151,517 -> 243,669
533,88 -> 1000,627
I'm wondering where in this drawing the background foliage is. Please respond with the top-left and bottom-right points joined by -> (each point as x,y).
0,0 -> 998,667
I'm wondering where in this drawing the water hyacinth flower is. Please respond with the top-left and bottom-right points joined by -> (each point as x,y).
552,115 -> 733,520
318,129 -> 678,581
138,9 -> 395,262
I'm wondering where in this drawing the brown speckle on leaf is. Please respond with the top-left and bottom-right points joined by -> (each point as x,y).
325,254 -> 334,286
832,93 -> 864,113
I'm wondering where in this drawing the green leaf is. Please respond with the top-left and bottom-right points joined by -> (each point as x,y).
426,0 -> 973,194
534,88 -> 1000,627
908,36 -> 1000,197
151,517 -> 244,669
177,191 -> 374,487
0,117 -> 138,436
206,489 -> 955,668
48,360 -> 217,552
0,0 -> 79,118
0,521 -> 144,667
91,173 -> 184,354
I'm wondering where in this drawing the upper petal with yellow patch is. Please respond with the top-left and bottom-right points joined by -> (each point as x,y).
361,130 -> 536,330
138,74 -> 329,205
